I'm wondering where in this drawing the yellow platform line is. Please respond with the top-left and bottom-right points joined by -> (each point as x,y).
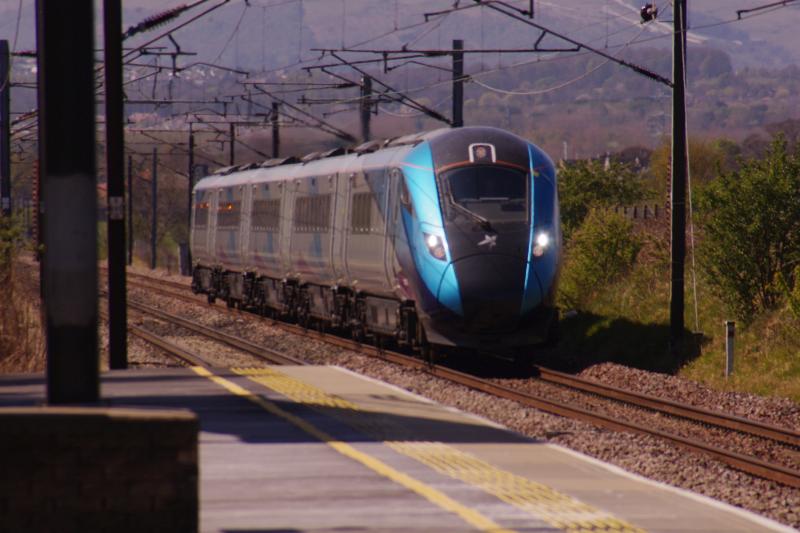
233,366 -> 647,533
191,366 -> 512,533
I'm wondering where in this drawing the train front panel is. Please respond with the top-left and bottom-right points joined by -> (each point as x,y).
396,127 -> 560,351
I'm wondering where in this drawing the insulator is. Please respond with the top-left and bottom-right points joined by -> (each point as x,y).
640,3 -> 658,22
123,5 -> 188,40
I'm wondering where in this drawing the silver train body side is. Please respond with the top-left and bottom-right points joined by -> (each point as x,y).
190,127 -> 561,354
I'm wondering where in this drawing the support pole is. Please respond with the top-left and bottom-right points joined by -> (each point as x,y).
36,0 -> 99,403
32,159 -> 40,262
150,147 -> 157,270
452,39 -> 464,128
1,40 -> 10,216
127,154 -> 133,265
104,0 -> 127,370
670,0 -> 688,356
360,75 -> 372,142
187,128 -> 194,269
271,102 -> 280,158
229,122 -> 235,166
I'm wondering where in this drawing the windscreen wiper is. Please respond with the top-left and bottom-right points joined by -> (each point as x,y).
449,200 -> 495,233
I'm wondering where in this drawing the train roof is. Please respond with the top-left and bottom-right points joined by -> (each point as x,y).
193,128 -> 451,191
191,127 -> 550,192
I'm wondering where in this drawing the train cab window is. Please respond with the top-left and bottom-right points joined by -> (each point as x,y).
443,165 -> 528,223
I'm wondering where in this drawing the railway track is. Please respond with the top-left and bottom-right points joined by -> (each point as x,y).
119,270 -> 800,489
101,286 -> 305,367
99,306 -> 210,367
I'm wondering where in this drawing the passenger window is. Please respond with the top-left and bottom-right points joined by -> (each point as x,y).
350,193 -> 372,234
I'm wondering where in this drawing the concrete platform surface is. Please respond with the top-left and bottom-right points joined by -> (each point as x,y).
1,366 -> 795,533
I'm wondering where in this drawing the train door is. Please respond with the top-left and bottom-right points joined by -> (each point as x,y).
249,181 -> 283,277
344,168 -> 389,293
382,168 -> 402,291
190,188 -> 212,264
208,189 -> 219,265
215,186 -> 244,271
330,172 -> 349,283
288,175 -> 335,285
240,183 -> 252,270
278,180 -> 293,277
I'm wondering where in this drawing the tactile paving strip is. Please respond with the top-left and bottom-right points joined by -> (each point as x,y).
233,367 -> 645,533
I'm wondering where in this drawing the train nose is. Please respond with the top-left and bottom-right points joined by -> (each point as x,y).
441,254 -> 537,332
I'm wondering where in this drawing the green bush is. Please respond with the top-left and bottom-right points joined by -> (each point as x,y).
0,214 -> 25,274
558,208 -> 642,309
697,136 -> 800,320
558,159 -> 646,239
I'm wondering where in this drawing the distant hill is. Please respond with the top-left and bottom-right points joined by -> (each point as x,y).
3,0 -> 800,159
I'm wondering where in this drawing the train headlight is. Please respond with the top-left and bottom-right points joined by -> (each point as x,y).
423,232 -> 447,261
532,231 -> 550,258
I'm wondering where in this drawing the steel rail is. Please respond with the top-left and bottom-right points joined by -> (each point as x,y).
99,307 -> 210,367
125,298 -> 306,366
535,367 -> 800,448
423,363 -> 800,489
120,272 -> 800,488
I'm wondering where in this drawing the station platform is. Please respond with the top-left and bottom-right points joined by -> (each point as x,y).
0,365 -> 794,533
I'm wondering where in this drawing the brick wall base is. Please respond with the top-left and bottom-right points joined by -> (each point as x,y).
0,407 -> 198,533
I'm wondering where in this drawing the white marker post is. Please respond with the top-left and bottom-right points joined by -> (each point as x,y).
725,321 -> 735,377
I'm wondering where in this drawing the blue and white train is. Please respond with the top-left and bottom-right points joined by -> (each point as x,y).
190,126 -> 561,357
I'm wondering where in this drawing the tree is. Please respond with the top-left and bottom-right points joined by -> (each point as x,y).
558,208 -> 642,309
557,159 -> 646,239
649,137 -> 731,187
697,136 -> 800,320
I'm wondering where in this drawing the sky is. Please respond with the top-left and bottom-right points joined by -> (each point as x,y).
2,0 -> 799,65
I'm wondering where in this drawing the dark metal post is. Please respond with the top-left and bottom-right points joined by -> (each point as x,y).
187,128 -> 194,269
271,102 -> 280,158
32,159 -> 40,262
127,154 -> 133,265
670,0 -> 688,355
452,39 -> 464,128
150,147 -> 157,270
229,122 -> 235,166
36,0 -> 99,403
360,75 -> 372,142
1,40 -> 11,216
104,0 -> 127,370
725,321 -> 735,377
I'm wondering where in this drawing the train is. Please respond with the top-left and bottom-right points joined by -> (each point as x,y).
190,126 -> 561,359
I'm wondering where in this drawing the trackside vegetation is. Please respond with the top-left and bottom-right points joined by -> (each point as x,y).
0,215 -> 44,373
696,137 -> 800,321
553,135 -> 800,402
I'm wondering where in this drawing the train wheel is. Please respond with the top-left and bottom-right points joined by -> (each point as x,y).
414,322 -> 437,365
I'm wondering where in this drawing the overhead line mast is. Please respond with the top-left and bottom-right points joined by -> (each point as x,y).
670,0 -> 689,355
104,0 -> 127,369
